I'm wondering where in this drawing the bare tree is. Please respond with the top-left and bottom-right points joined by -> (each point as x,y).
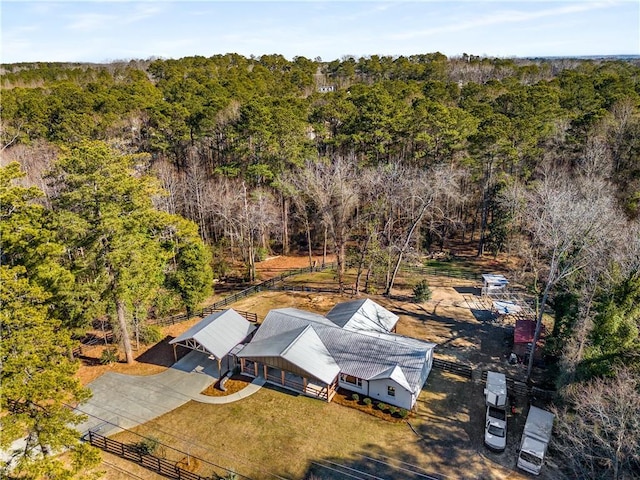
551,367 -> 640,480
289,156 -> 360,293
209,178 -> 277,281
183,151 -> 211,243
383,164 -> 461,296
521,172 -> 622,380
152,157 -> 182,215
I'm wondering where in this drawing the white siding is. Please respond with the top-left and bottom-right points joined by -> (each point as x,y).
338,377 -> 368,395
368,379 -> 413,410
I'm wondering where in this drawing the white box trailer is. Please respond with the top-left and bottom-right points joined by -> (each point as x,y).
483,371 -> 508,452
517,405 -> 555,475
484,371 -> 507,408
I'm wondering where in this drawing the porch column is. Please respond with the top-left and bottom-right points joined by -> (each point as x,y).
281,370 -> 285,386
240,358 -> 245,374
172,344 -> 177,362
263,364 -> 268,379
254,361 -> 258,377
217,358 -> 222,376
303,377 -> 307,392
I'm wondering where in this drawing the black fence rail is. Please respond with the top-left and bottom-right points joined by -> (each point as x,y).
432,357 -> 473,379
269,284 -> 355,295
150,308 -> 258,327
481,370 -> 555,400
72,331 -> 115,357
86,431 -> 249,480
152,262 -> 337,327
87,431 -> 208,480
399,264 -> 481,282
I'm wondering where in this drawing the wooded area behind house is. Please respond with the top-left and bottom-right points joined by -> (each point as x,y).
1,54 -> 639,479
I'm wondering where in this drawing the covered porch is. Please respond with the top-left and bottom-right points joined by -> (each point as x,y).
239,358 -> 338,402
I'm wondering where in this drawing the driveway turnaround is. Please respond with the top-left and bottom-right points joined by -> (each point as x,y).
75,351 -> 264,437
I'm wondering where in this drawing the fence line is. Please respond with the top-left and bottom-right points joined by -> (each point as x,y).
432,357 -> 473,379
152,262 -> 337,327
399,264 -> 480,282
86,431 -> 251,480
480,370 -> 555,400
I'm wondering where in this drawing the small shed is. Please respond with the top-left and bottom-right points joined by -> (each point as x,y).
513,319 -> 545,361
169,309 -> 256,373
482,274 -> 508,296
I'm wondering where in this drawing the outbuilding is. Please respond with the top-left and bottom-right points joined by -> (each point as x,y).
169,309 -> 256,375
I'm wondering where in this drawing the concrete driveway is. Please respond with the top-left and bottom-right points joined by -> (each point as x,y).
76,351 -> 223,436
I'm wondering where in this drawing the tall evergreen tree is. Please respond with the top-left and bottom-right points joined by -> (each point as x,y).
47,142 -> 212,364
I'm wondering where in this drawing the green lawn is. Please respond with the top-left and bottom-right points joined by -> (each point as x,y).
113,371 -> 523,480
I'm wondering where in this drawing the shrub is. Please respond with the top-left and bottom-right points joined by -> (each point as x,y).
139,324 -> 163,344
413,279 -> 432,303
377,402 -> 388,412
351,393 -> 360,402
134,437 -> 160,455
398,408 -> 409,419
363,398 -> 372,406
254,247 -> 268,262
100,347 -> 119,365
388,406 -> 398,416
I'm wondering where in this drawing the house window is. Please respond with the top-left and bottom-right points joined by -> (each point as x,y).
387,386 -> 396,397
340,374 -> 362,387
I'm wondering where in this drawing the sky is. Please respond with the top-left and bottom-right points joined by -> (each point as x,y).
1,0 -> 639,64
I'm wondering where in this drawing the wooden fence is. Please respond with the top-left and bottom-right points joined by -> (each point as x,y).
149,307 -> 258,327
432,357 -> 473,379
152,262 -> 337,327
399,264 -> 480,282
86,431 -> 250,480
481,370 -> 555,400
72,331 -> 114,357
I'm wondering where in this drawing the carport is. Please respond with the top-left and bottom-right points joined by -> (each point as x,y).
169,309 -> 256,374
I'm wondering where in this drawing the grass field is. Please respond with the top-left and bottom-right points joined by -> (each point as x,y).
112,370 -> 525,480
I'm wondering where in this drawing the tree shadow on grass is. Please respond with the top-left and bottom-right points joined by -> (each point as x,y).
300,369 -> 526,480
135,336 -> 190,367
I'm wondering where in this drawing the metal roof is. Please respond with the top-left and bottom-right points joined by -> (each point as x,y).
243,308 -> 435,394
482,274 -> 509,286
326,298 -> 399,333
169,309 -> 256,359
368,364 -> 412,392
237,325 -> 340,384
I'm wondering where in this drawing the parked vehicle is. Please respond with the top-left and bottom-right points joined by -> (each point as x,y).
517,405 -> 555,475
483,371 -> 508,451
484,371 -> 507,408
484,405 -> 507,451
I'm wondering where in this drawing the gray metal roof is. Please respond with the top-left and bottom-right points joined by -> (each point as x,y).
369,365 -> 412,391
169,309 -> 256,359
326,298 -> 399,333
242,308 -> 435,394
237,325 -> 340,384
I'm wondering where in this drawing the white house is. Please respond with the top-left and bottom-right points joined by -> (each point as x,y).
236,300 -> 435,410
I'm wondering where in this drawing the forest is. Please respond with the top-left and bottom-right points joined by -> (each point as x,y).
1,53 -> 639,479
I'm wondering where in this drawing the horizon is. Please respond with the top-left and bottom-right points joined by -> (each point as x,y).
2,53 -> 640,67
2,1 -> 638,64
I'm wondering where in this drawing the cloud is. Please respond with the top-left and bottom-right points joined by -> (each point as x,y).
66,13 -> 118,31
123,4 -> 166,24
388,1 -> 617,40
